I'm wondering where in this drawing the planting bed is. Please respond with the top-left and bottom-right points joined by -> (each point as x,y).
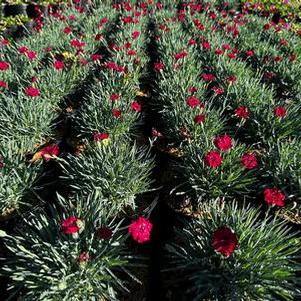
0,0 -> 301,300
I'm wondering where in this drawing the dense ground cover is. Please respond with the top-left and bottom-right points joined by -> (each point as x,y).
0,0 -> 301,300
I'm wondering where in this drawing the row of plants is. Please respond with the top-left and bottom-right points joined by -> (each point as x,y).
0,1 -> 113,218
1,1 -> 159,300
150,1 -> 301,299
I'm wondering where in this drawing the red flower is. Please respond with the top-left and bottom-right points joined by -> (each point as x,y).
25,87 -> 40,97
110,94 -> 120,102
112,108 -> 122,118
79,252 -> 89,263
0,80 -> 8,89
215,47 -> 223,55
212,85 -> 224,95
0,61 -> 9,71
98,227 -> 113,240
154,61 -> 165,71
289,54 -> 296,62
151,127 -> 163,137
204,150 -> 223,168
127,49 -> 136,56
264,188 -> 285,207
61,216 -> 82,234
63,26 -> 72,34
186,96 -> 200,108
0,159 -> 4,169
95,33 -> 103,41
222,44 -> 231,50
228,52 -> 237,59
131,101 -> 141,112
274,106 -> 286,118
235,106 -> 249,119
129,217 -> 153,244
18,46 -> 28,54
202,73 -> 215,82
212,227 -> 238,257
93,132 -> 109,141
214,134 -> 232,151
241,153 -> 257,169
175,51 -> 187,60
91,54 -> 102,61
226,75 -> 237,83
40,144 -> 59,161
132,31 -> 140,39
245,49 -> 254,57
202,41 -> 211,49
54,60 -> 64,70
27,51 -> 37,61
188,38 -> 197,46
194,114 -> 205,124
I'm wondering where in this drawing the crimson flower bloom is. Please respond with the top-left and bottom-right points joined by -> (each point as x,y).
289,54 -> 296,62
127,49 -> 136,56
214,134 -> 233,151
235,106 -> 249,119
245,49 -> 254,57
91,54 -> 102,61
188,38 -> 197,46
131,101 -> 141,112
202,73 -> 215,82
212,227 -> 238,257
61,216 -> 82,234
112,108 -> 122,118
54,60 -> 64,70
194,113 -> 205,124
110,94 -> 120,101
95,33 -> 103,41
98,227 -> 113,240
132,31 -> 140,39
78,252 -> 89,263
0,80 -> 8,89
274,106 -> 286,118
204,150 -> 223,168
154,61 -> 165,71
27,51 -> 37,61
63,26 -> 72,34
18,46 -> 28,54
215,48 -> 223,55
186,95 -> 200,108
0,61 -> 9,71
93,132 -> 109,141
129,217 -> 153,244
241,153 -> 257,169
222,43 -> 231,50
175,51 -> 187,60
40,144 -> 59,161
226,75 -> 237,83
202,41 -> 211,49
264,188 -> 285,207
25,87 -> 40,97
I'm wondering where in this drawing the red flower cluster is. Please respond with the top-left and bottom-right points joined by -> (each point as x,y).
40,144 -> 60,161
235,106 -> 249,119
93,132 -> 109,142
54,60 -> 65,70
241,153 -> 258,169
131,101 -> 142,112
129,216 -> 153,243
214,134 -> 233,151
204,150 -> 223,168
186,95 -> 200,108
264,188 -> 285,207
25,87 -> 40,97
61,216 -> 83,234
212,227 -> 238,257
